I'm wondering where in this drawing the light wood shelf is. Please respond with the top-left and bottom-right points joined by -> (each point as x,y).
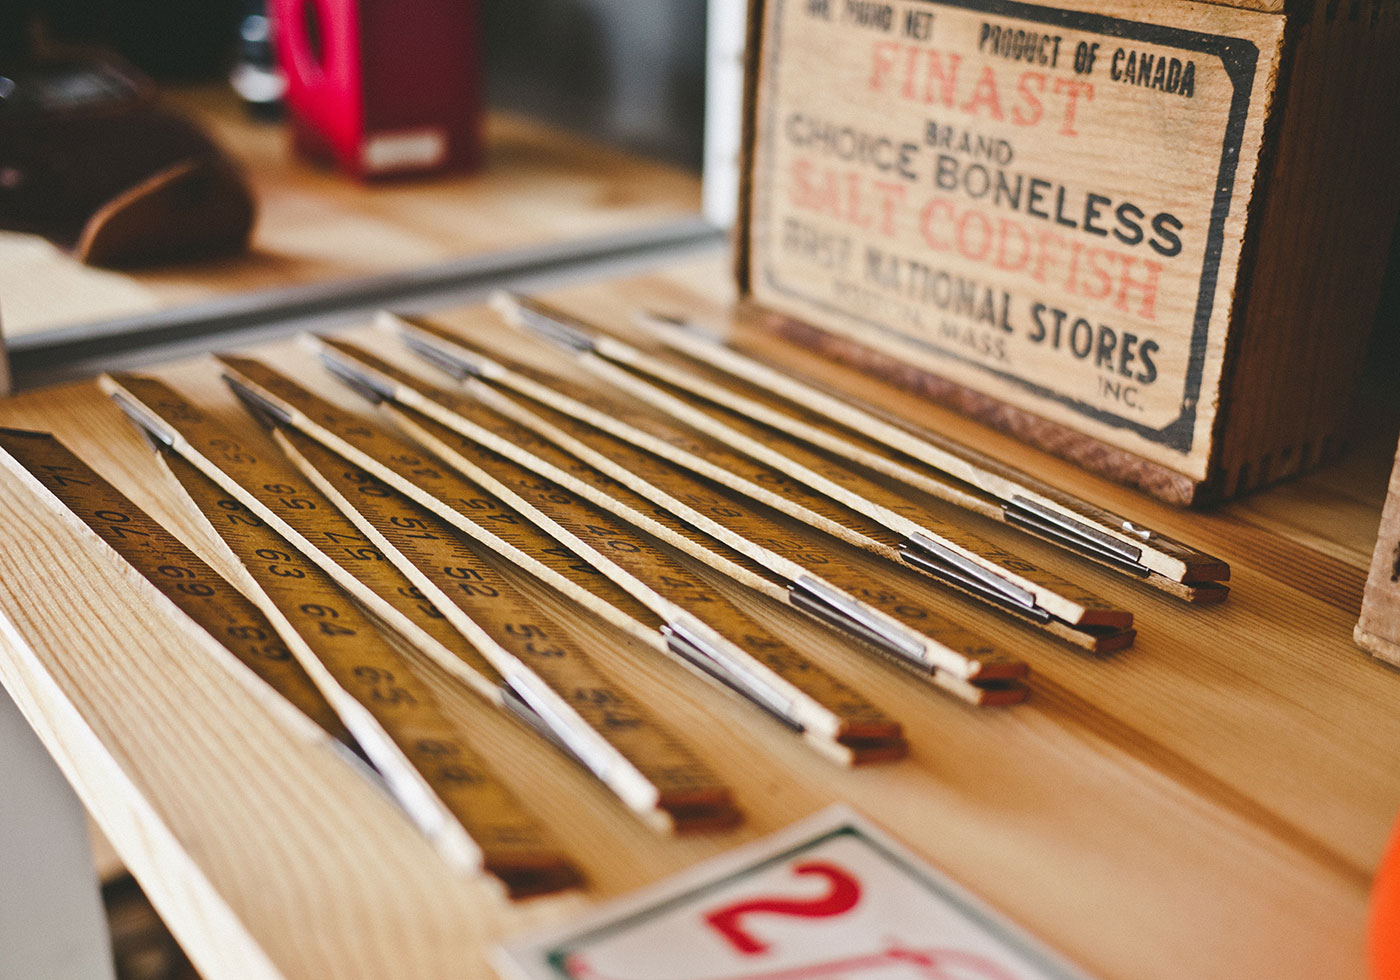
0,254 -> 1396,980
0,86 -> 702,342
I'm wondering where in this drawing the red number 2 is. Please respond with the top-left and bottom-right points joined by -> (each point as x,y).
704,862 -> 861,956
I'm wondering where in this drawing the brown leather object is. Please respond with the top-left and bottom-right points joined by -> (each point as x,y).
73,155 -> 255,267
0,60 -> 256,267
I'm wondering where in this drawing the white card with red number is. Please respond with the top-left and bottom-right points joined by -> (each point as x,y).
496,806 -> 1095,980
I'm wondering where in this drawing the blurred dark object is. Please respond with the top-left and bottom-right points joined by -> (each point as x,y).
231,0 -> 285,120
271,0 -> 483,180
1369,218 -> 1400,381
0,57 -> 256,267
104,874 -> 202,980
0,4 -> 33,64
481,0 -> 706,170
9,0 -> 240,82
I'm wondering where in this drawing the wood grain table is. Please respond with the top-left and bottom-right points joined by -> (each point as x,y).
0,253 -> 1395,980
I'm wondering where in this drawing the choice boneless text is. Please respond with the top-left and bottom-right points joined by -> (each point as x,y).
770,1 -> 1214,415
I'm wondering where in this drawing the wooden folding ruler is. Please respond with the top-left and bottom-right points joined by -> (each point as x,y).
387,309 -> 1134,653
209,356 -> 909,766
0,428 -> 348,749
102,374 -> 738,832
495,295 -> 1136,638
633,308 -> 1229,601
0,428 -> 578,897
311,334 -> 1028,707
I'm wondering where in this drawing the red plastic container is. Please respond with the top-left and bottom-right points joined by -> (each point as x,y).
271,0 -> 483,179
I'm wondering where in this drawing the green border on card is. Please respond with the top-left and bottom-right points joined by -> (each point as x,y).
541,822 -> 1087,980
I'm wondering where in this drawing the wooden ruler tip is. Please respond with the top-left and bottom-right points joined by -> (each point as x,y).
374,308 -> 415,333
1185,561 -> 1232,585
494,860 -> 585,900
104,388 -> 177,450
1076,608 -> 1135,630
498,295 -> 599,355
96,370 -> 132,394
310,340 -> 395,406
661,797 -> 745,835
377,308 -> 455,339
223,379 -> 289,429
965,658 -> 1030,682
840,732 -> 910,766
1182,583 -> 1230,604
296,331 -> 330,356
488,289 -> 525,324
633,308 -> 727,346
316,336 -> 420,395
1086,627 -> 1138,655
931,671 -> 1030,707
389,316 -> 502,381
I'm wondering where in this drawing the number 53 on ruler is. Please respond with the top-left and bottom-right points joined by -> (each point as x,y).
497,807 -> 1095,980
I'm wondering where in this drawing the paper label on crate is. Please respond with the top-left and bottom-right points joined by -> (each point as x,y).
496,806 -> 1095,980
747,0 -> 1284,476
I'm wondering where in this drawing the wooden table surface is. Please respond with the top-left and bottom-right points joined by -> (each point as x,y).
0,87 -> 701,341
0,253 -> 1396,980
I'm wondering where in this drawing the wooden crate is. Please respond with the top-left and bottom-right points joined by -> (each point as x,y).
1357,434 -> 1400,666
736,0 -> 1400,505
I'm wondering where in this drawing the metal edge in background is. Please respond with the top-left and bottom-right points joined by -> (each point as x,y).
7,218 -> 726,390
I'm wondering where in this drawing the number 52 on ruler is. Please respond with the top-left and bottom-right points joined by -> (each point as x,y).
497,806 -> 1095,980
